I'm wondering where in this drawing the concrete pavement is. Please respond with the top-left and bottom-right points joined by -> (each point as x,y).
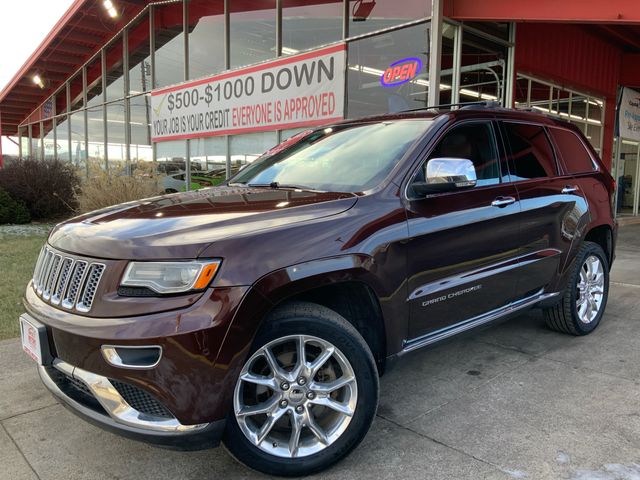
2,225 -> 640,480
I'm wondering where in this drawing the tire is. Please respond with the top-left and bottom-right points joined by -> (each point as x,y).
223,301 -> 379,477
544,241 -> 609,335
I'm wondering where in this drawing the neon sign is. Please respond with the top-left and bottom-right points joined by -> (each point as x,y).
380,57 -> 423,87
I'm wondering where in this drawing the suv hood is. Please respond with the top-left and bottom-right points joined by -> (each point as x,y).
48,187 -> 357,260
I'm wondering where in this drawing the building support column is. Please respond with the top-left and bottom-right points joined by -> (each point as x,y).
504,22 -> 516,107
428,0 -> 444,107
451,24 -> 462,106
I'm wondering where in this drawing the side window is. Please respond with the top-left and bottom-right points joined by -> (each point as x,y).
502,122 -> 557,180
426,122 -> 501,187
548,127 -> 598,174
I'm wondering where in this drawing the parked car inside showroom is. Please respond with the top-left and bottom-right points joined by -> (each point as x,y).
20,104 -> 616,476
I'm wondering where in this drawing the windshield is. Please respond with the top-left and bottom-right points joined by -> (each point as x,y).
229,120 -> 432,192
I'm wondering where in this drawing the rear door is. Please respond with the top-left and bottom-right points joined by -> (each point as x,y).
499,121 -> 588,298
405,120 -> 522,340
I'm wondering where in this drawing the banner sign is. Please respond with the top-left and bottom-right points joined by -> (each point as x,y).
150,44 -> 346,142
619,87 -> 640,142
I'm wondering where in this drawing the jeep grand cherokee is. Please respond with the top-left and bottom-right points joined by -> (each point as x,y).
20,106 -> 616,476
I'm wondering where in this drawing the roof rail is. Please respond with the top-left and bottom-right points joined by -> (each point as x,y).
400,100 -> 503,113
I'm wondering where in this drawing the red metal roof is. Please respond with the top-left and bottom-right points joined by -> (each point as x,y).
0,0 -> 148,136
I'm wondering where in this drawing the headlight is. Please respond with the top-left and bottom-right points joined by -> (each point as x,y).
121,260 -> 221,294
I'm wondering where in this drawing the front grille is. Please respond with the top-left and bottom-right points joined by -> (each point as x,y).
32,246 -> 105,313
110,380 -> 174,419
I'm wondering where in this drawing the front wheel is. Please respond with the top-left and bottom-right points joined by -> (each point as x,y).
544,241 -> 609,335
223,302 -> 379,477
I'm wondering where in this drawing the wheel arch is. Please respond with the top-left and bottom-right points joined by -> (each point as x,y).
584,223 -> 614,267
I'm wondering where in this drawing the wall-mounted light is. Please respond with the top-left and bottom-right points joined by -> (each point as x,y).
103,0 -> 118,18
32,74 -> 45,89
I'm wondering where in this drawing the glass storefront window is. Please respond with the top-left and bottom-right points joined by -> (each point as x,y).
187,0 -> 225,80
154,1 -> 184,88
18,126 -> 28,159
617,141 -> 639,216
30,124 -> 42,160
87,106 -> 106,169
156,140 -> 188,192
459,29 -> 507,104
106,101 -> 126,170
70,110 -> 86,169
439,23 -> 456,105
463,22 -> 510,41
515,74 -> 605,155
55,116 -> 70,162
230,0 -> 276,68
348,0 -> 431,37
347,23 -> 430,118
106,34 -> 125,102
55,86 -> 68,115
43,120 -> 55,160
129,95 -> 153,165
282,1 -> 342,54
230,132 -> 278,175
86,53 -> 103,107
69,72 -> 84,111
128,11 -> 152,95
190,136 -> 227,186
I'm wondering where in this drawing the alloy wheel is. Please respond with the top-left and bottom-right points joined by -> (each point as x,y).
233,334 -> 358,458
576,254 -> 605,324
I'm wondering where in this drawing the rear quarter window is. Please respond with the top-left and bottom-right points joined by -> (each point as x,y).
549,127 -> 598,174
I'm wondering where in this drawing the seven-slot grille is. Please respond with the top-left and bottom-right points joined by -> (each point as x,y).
32,246 -> 105,313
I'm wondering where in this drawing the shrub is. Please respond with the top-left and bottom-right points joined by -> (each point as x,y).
0,188 -> 31,224
76,162 -> 165,213
0,158 -> 79,220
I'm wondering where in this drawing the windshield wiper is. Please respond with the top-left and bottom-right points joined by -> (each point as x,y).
247,182 -> 326,192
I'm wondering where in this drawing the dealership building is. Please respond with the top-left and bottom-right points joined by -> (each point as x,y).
1,0 -> 640,215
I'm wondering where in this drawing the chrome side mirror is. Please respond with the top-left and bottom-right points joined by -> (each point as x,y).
413,158 -> 477,196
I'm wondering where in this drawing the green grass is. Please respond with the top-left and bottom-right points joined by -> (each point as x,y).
0,234 -> 47,340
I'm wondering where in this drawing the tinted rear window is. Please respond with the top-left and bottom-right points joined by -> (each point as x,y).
502,122 -> 557,180
549,127 -> 597,174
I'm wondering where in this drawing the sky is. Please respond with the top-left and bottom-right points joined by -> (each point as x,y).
1,0 -> 75,155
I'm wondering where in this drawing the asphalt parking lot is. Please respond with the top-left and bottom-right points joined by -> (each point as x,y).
2,224 -> 640,480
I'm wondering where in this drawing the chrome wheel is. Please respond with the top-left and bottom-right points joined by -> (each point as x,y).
233,334 -> 358,459
576,255 -> 605,324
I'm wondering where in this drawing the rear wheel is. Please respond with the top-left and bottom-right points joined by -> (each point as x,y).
544,241 -> 609,335
223,302 -> 379,477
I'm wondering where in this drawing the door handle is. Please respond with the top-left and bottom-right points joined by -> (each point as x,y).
491,196 -> 516,207
561,185 -> 579,194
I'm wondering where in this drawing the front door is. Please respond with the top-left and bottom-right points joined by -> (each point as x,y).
405,120 -> 521,340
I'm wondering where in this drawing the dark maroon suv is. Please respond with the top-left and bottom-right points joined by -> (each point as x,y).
20,105 -> 616,476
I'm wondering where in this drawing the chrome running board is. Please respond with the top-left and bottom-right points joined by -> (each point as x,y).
401,291 -> 560,354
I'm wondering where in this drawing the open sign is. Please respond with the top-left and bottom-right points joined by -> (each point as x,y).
380,57 -> 423,87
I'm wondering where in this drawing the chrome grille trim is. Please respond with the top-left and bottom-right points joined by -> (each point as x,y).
76,264 -> 105,312
43,254 -> 62,300
62,261 -> 88,309
51,258 -> 74,305
33,248 -> 46,291
36,250 -> 53,295
32,246 -> 106,313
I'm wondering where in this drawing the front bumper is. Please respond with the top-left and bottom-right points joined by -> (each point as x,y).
22,280 -> 270,447
39,358 -> 225,449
